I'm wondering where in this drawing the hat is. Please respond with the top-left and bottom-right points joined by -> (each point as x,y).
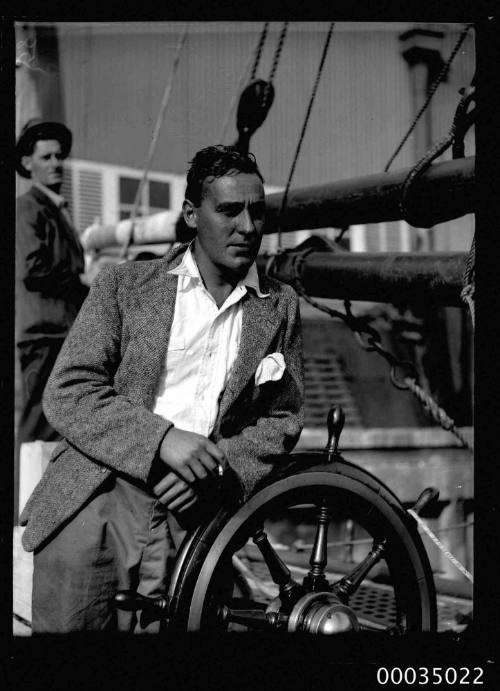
16,118 -> 72,178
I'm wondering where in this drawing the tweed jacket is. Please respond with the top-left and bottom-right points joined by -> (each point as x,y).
16,185 -> 87,343
20,244 -> 304,552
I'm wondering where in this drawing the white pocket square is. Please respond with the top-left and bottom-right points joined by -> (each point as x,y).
255,352 -> 285,386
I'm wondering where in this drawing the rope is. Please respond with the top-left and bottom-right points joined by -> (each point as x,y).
461,234 -> 475,329
262,22 -> 289,109
384,23 -> 474,173
399,80 -> 475,225
268,22 -> 289,83
291,520 -> 474,552
404,377 -> 473,450
399,130 -> 455,222
255,22 -> 289,126
408,510 -> 473,583
250,22 -> 269,81
120,25 -> 189,259
429,520 -> 474,534
277,22 -> 335,250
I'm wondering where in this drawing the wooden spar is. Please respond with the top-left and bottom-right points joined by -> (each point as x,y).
263,156 -> 474,232
80,210 -> 178,251
80,156 -> 474,251
257,251 -> 467,306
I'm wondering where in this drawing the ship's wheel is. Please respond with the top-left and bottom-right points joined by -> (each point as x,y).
116,408 -> 437,634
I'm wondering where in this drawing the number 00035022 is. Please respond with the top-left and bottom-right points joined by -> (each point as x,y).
376,666 -> 484,685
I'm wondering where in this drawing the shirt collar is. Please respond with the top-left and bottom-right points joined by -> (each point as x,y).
33,182 -> 67,209
169,243 -> 269,298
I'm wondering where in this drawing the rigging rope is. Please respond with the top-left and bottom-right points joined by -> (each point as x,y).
277,22 -> 335,251
250,22 -> 270,81
403,377 -> 472,449
399,79 -> 475,225
461,234 -> 475,329
408,510 -> 474,583
292,519 -> 474,551
120,25 -> 189,259
384,23 -> 474,173
268,22 -> 288,82
262,22 -> 289,108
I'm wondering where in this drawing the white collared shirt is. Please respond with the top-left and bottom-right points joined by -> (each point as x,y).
152,246 -> 269,436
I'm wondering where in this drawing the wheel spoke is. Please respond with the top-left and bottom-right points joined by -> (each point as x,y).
302,500 -> 330,591
252,527 -> 304,604
330,537 -> 387,601
219,604 -> 288,630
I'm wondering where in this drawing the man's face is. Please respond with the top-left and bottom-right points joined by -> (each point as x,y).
184,172 -> 266,278
22,139 -> 64,189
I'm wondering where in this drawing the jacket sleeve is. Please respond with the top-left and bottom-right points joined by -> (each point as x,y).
42,265 -> 173,482
17,198 -> 85,299
216,290 -> 304,498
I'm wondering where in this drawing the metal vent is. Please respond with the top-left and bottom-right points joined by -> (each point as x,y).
75,168 -> 103,233
60,167 -> 74,219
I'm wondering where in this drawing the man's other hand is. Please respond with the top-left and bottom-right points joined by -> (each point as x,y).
152,471 -> 199,511
159,427 -> 226,484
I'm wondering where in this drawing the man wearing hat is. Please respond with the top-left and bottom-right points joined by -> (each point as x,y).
16,119 -> 89,443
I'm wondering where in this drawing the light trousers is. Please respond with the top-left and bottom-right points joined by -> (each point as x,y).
32,474 -> 186,633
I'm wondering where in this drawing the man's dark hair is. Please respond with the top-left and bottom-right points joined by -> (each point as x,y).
185,145 -> 264,207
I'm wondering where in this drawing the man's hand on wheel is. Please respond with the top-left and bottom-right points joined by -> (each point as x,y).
159,427 -> 226,485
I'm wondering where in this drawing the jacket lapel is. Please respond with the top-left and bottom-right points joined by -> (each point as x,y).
218,289 -> 281,420
124,253 -> 181,409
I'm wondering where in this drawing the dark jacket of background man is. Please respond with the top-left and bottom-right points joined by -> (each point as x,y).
16,119 -> 88,443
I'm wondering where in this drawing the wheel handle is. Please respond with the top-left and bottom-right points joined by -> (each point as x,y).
326,406 -> 345,456
411,487 -> 439,516
114,590 -> 169,614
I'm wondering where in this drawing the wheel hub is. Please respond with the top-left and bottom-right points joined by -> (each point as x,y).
268,592 -> 360,634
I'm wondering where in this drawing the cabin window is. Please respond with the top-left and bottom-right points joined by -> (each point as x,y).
118,176 -> 171,220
